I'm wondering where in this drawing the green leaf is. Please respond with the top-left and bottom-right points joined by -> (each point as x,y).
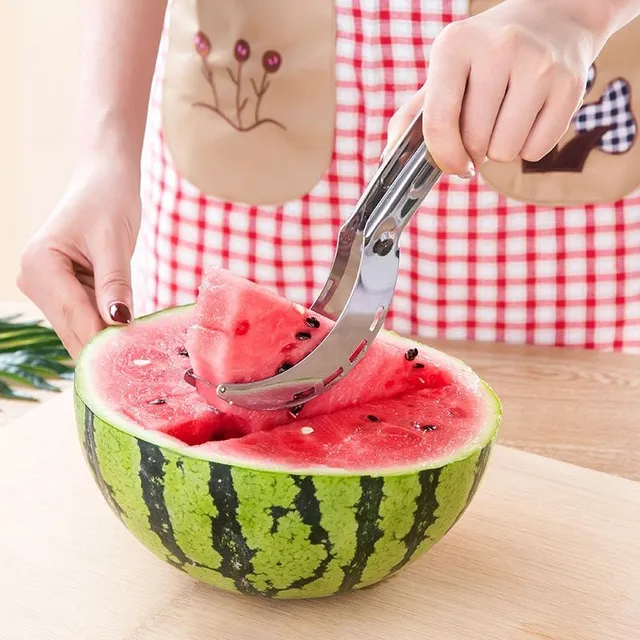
0,314 -> 44,324
0,339 -> 65,353
5,352 -> 74,376
0,379 -> 39,402
0,366 -> 60,392
0,315 -> 74,402
0,324 -> 50,335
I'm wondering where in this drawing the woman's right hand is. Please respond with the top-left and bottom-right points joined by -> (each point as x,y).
17,156 -> 142,360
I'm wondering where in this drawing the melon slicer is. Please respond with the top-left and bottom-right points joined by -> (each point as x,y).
194,109 -> 443,410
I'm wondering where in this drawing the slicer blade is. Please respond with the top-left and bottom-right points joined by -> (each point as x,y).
212,110 -> 442,410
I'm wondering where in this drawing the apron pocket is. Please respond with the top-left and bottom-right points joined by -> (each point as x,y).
162,0 -> 336,206
468,0 -> 640,206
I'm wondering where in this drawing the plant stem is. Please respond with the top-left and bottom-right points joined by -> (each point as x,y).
201,60 -> 219,110
194,66 -> 285,132
235,62 -> 244,129
192,102 -> 241,131
253,72 -> 269,125
243,117 -> 286,132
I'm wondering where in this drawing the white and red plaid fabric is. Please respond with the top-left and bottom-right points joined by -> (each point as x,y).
133,0 -> 640,353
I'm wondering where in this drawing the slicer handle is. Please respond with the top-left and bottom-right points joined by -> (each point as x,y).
364,110 -> 443,244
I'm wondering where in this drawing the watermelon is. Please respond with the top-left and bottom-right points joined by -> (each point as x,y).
73,268 -> 501,599
185,268 -> 460,434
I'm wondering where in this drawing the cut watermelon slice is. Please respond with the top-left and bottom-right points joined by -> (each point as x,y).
73,267 -> 501,598
185,267 -> 468,440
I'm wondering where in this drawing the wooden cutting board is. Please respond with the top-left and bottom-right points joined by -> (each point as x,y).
0,392 -> 638,640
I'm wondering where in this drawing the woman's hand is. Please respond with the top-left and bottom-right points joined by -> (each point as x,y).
17,157 -> 141,359
16,0 -> 167,359
385,0 -> 613,177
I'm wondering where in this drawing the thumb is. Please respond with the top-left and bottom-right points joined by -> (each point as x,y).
93,239 -> 134,326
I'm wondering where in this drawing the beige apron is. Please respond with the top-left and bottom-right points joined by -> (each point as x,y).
162,0 -> 336,207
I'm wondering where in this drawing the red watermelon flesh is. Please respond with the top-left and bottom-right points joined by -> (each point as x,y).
196,385 -> 484,471
185,267 -> 453,433
88,310 -> 243,445
82,267 -> 498,472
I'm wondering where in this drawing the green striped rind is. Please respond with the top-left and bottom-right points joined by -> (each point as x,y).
74,393 -> 496,599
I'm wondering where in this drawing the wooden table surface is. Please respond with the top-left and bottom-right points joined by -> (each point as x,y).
1,300 -> 639,639
427,336 -> 640,483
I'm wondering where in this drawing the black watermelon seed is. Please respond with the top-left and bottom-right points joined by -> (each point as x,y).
366,415 -> 381,422
178,347 -> 189,357
276,361 -> 293,375
296,331 -> 312,341
405,348 -> 419,362
305,317 -> 321,329
415,423 -> 437,432
413,363 -> 425,369
150,398 -> 167,405
289,404 -> 304,418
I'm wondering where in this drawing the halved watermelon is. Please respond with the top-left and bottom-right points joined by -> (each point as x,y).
73,267 -> 501,599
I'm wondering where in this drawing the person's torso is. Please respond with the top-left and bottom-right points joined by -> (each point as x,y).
133,0 -> 640,352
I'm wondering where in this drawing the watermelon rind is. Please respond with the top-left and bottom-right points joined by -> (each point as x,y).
73,305 -> 502,599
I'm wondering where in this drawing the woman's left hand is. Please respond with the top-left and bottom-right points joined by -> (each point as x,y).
384,0 -> 613,178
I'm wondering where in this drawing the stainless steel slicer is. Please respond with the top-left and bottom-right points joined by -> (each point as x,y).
215,109 -> 442,410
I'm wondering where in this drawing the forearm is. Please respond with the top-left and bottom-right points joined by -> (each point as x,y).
553,0 -> 640,38
600,0 -> 640,30
73,0 -> 167,171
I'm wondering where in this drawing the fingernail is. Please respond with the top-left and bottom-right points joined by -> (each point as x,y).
458,166 -> 476,180
378,153 -> 385,167
109,302 -> 132,324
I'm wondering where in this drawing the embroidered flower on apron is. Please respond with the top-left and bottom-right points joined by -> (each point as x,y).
161,0 -> 336,207
192,32 -> 287,132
